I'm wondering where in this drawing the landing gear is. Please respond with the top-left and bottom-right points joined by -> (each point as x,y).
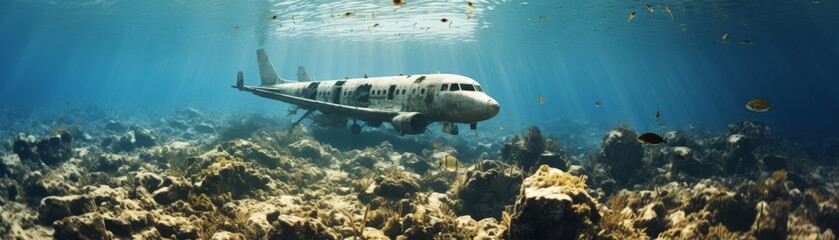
442,122 -> 459,135
290,109 -> 314,132
351,122 -> 362,134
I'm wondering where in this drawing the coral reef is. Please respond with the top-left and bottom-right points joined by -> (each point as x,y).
0,109 -> 837,240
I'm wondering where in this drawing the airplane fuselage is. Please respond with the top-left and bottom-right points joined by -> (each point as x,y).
235,49 -> 499,135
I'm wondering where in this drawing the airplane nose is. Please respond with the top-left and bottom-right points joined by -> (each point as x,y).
487,99 -> 500,117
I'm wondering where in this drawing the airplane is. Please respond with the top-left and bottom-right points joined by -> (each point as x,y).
232,49 -> 500,135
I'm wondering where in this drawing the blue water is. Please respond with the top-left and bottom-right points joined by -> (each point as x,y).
2,0 -> 838,140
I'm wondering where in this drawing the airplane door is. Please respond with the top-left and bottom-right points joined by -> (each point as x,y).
424,85 -> 436,115
387,85 -> 396,100
331,87 -> 342,104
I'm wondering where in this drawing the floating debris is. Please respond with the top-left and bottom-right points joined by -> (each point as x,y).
646,4 -> 654,13
746,99 -> 772,112
655,111 -> 661,121
628,12 -> 637,22
637,132 -> 668,144
722,32 -> 729,43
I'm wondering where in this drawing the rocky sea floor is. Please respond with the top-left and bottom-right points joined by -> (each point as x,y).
0,107 -> 837,239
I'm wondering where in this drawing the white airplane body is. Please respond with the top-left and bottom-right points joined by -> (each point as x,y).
234,49 -> 500,135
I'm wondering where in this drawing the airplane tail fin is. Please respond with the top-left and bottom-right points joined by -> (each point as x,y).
257,49 -> 285,86
235,71 -> 244,90
297,66 -> 311,82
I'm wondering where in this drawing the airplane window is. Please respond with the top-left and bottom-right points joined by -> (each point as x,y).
450,84 -> 460,91
440,84 -> 448,91
412,89 -> 416,94
476,85 -> 483,92
461,84 -> 475,91
421,89 -> 426,94
402,89 -> 406,94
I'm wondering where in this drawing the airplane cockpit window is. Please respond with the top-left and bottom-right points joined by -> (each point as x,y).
450,84 -> 460,91
440,84 -> 448,91
461,84 -> 475,91
476,85 -> 484,92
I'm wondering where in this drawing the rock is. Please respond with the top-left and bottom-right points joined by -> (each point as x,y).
38,195 -> 97,225
168,119 -> 189,130
288,140 -> 333,167
457,160 -> 522,220
196,161 -> 271,199
220,114 -> 277,141
103,210 -> 155,237
212,231 -> 247,240
633,202 -> 667,238
816,201 -> 839,234
221,139 -> 282,168
53,212 -> 114,240
402,153 -> 432,175
194,123 -> 215,134
751,201 -> 789,240
179,108 -> 205,120
152,176 -> 194,205
93,154 -> 129,173
669,147 -> 704,177
723,134 -> 758,175
155,215 -> 200,239
536,151 -> 568,171
114,129 -> 156,152
136,171 -> 164,192
595,125 -> 643,182
509,165 -> 600,239
104,120 -> 126,132
504,127 -> 546,171
728,120 -> 771,143
345,152 -> 378,170
1,154 -> 23,178
685,190 -> 755,232
373,172 -> 420,199
266,214 -> 338,240
14,132 -> 74,165
762,155 -> 787,172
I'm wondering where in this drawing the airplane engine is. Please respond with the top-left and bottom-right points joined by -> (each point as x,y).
391,112 -> 428,134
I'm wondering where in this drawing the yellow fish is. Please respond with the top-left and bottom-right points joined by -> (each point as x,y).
646,4 -> 654,13
722,32 -> 729,42
467,1 -> 476,9
539,16 -> 549,21
628,12 -> 637,22
537,96 -> 545,104
746,99 -> 773,112
665,5 -> 674,19
438,155 -> 459,172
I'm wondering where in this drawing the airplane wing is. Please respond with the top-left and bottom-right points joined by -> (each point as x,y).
242,86 -> 401,121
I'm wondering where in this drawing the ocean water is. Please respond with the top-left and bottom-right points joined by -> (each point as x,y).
2,0 -> 838,139
2,1 -> 839,239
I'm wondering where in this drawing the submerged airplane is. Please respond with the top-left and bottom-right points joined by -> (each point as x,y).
233,49 -> 500,135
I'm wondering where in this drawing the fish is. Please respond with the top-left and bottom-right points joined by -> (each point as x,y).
539,16 -> 549,21
441,18 -> 449,23
688,122 -> 695,129
637,133 -> 668,144
665,5 -> 674,19
467,1 -> 476,9
628,12 -> 636,22
537,96 -> 545,104
344,12 -> 355,17
393,0 -> 405,6
722,32 -> 729,42
655,111 -> 660,121
438,155 -> 459,172
466,11 -> 474,20
594,101 -> 602,108
746,99 -> 772,112
738,40 -> 753,45
646,4 -> 654,13
271,15 -> 278,20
